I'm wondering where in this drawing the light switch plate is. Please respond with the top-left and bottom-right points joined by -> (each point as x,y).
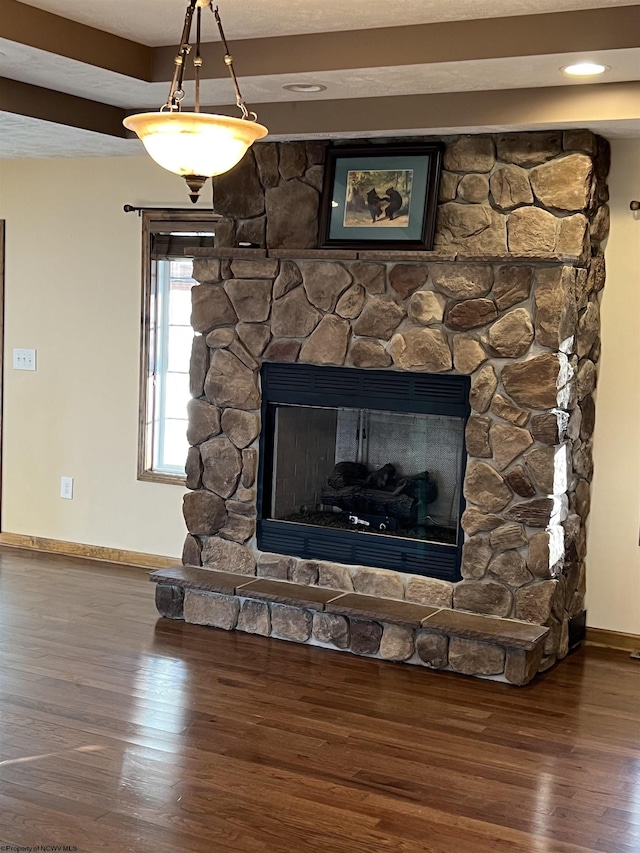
13,348 -> 36,370
60,476 -> 74,500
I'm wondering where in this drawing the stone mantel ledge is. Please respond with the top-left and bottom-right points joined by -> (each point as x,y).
186,246 -> 584,267
150,566 -> 549,685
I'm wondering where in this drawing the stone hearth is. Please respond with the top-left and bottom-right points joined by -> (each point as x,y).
163,130 -> 609,685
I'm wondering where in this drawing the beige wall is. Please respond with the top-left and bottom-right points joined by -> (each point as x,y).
586,137 -> 640,635
0,155 -> 196,558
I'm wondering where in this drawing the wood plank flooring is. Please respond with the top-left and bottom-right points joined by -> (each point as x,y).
0,546 -> 638,853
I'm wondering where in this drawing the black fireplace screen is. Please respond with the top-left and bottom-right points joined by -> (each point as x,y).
258,364 -> 470,581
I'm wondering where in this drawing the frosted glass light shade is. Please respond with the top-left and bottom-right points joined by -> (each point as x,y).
123,111 -> 268,177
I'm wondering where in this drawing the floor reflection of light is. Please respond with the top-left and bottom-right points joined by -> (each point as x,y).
0,745 -> 104,767
532,771 -> 554,853
119,654 -> 189,806
631,760 -> 640,811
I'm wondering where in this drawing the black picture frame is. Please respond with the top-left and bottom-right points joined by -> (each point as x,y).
319,142 -> 443,251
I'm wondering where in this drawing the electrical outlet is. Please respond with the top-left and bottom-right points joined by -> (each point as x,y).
60,476 -> 74,500
13,348 -> 37,371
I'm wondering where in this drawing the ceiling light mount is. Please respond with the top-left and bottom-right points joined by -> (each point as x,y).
124,0 -> 267,203
562,62 -> 609,77
283,83 -> 328,93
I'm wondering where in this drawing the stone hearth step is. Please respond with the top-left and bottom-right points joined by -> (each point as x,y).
235,578 -> 341,610
421,609 -> 547,651
149,566 -> 549,685
151,565 -> 251,595
326,593 -> 438,627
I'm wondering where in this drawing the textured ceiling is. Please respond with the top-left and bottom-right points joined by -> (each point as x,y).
16,0 -> 638,44
0,112 -> 141,158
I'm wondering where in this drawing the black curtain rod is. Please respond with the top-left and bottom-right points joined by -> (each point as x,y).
123,204 -> 215,216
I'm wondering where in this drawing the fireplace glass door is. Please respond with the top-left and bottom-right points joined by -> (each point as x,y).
270,404 -> 464,545
258,364 -> 470,580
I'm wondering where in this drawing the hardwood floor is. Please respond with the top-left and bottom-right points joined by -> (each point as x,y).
0,547 -> 638,853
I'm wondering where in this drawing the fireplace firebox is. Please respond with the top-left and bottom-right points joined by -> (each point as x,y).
257,364 -> 470,581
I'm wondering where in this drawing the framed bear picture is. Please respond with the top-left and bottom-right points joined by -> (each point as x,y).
319,143 -> 443,251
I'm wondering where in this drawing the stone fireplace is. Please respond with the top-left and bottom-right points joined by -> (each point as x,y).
151,129 -> 609,685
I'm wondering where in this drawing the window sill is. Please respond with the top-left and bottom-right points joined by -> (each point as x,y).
138,470 -> 186,487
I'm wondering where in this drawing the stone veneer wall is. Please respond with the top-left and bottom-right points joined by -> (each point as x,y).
181,130 -> 609,674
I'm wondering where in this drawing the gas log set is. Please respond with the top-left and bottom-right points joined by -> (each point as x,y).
278,462 -> 455,540
318,461 -> 438,534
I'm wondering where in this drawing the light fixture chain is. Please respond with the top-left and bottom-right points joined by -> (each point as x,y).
194,5 -> 202,112
165,0 -> 197,111
212,5 -> 255,121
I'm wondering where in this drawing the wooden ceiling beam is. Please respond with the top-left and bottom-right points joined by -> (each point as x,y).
1,78 -> 128,137
153,6 -> 640,82
0,0 -> 153,80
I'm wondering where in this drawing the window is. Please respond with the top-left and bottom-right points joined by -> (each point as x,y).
139,212 -> 218,483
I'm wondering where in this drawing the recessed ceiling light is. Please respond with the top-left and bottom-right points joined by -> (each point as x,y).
562,62 -> 609,77
283,83 -> 327,93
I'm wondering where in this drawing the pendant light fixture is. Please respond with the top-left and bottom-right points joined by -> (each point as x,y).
124,0 -> 268,203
